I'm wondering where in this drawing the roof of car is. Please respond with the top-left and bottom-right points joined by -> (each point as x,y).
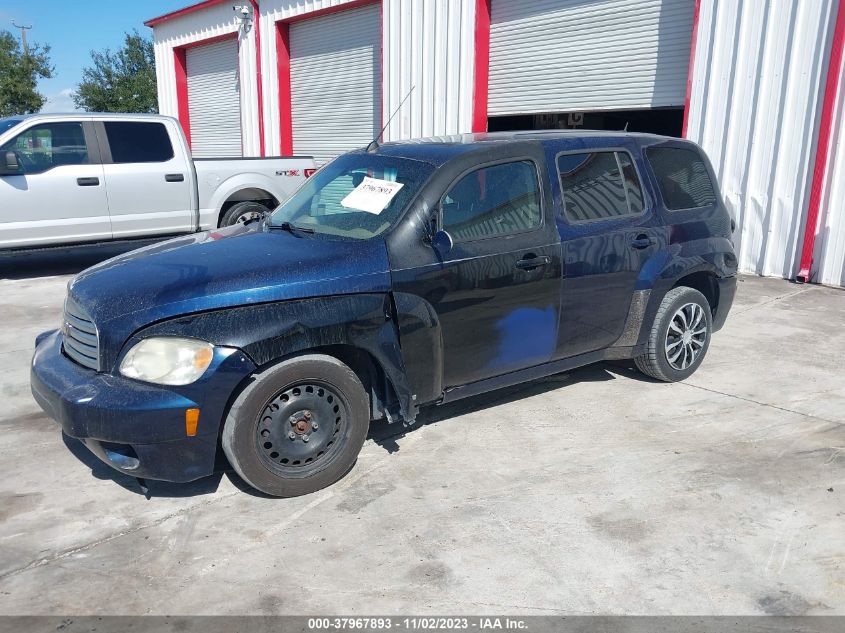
369,130 -> 674,165
4,112 -> 172,121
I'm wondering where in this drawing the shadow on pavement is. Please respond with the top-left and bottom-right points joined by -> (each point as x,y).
62,433 -> 225,499
0,239 -> 169,280
368,361 -> 655,454
60,360 -> 656,499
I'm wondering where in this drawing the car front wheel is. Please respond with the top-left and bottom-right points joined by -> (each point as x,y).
222,354 -> 370,497
634,286 -> 713,382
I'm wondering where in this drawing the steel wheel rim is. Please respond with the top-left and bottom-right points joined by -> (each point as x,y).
665,302 -> 707,371
235,210 -> 264,224
255,381 -> 349,477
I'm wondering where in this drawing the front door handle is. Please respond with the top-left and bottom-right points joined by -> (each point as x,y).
165,173 -> 185,182
515,255 -> 552,270
630,234 -> 655,249
76,177 -> 99,187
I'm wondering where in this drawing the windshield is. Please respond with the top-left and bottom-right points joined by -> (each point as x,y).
269,153 -> 434,240
0,118 -> 23,135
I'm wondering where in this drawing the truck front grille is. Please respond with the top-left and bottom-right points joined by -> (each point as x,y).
62,299 -> 100,371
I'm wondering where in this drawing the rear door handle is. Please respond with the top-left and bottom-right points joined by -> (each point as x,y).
630,234 -> 655,249
165,173 -> 185,182
76,177 -> 99,186
515,255 -> 551,270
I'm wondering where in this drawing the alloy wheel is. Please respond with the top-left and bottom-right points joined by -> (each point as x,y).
664,302 -> 707,370
235,210 -> 265,224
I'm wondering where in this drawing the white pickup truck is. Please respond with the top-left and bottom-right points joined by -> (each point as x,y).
0,113 -> 315,250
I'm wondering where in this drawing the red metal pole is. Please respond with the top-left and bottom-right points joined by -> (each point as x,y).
249,0 -> 266,157
471,0 -> 491,133
796,0 -> 845,282
681,0 -> 702,138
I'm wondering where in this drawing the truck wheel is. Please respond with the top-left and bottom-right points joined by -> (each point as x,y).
222,354 -> 370,497
220,201 -> 268,227
634,286 -> 713,382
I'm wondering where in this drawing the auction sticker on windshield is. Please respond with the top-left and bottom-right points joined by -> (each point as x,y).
341,177 -> 404,214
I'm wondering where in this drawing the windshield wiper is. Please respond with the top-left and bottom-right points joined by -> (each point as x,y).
269,221 -> 315,235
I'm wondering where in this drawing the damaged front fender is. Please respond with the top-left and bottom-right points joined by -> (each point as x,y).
127,294 -> 417,424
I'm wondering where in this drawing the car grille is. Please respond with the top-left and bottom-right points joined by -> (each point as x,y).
62,299 -> 100,371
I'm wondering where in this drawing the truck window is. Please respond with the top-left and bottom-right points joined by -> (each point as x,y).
103,122 -> 174,163
0,122 -> 89,174
557,151 -> 644,223
646,146 -> 717,210
442,160 -> 542,242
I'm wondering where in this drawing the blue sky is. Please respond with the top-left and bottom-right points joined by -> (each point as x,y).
0,0 -> 189,112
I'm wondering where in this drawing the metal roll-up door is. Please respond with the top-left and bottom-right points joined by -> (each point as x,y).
488,0 -> 695,116
186,39 -> 242,157
290,4 -> 381,164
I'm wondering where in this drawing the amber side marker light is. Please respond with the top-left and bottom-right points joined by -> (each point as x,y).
194,346 -> 214,369
185,408 -> 200,437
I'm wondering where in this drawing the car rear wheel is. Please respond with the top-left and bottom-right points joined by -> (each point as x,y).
220,201 -> 269,227
222,354 -> 370,497
634,286 -> 713,382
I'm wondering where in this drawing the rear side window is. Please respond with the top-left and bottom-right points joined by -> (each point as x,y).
646,146 -> 717,210
442,160 -> 542,242
557,151 -> 645,222
103,122 -> 174,164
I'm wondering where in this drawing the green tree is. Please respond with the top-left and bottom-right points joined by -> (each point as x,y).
0,30 -> 53,116
74,30 -> 157,113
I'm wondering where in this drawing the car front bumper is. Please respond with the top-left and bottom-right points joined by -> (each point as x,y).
30,330 -> 256,483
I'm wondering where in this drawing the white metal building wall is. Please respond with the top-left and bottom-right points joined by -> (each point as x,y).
685,0 -> 837,281
488,0 -> 694,115
150,2 -> 261,156
815,52 -> 845,287
259,0 -> 478,151
152,0 -> 477,156
150,0 -> 845,287
289,4 -> 381,163
186,39 -> 243,157
382,0 -> 476,141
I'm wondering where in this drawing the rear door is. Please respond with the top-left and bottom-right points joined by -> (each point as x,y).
0,119 -> 110,248
553,146 -> 662,358
96,120 -> 194,238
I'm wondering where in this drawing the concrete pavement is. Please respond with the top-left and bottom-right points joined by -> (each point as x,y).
0,259 -> 842,615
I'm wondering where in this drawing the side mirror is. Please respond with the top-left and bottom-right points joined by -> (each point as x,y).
431,229 -> 454,256
0,151 -> 20,175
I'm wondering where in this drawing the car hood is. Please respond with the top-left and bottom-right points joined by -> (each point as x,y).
68,223 -> 392,358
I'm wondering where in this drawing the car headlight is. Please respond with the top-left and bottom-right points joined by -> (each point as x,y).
119,337 -> 214,386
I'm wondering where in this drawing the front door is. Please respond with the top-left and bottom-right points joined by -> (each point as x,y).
394,159 -> 562,389
553,148 -> 661,358
0,120 -> 110,249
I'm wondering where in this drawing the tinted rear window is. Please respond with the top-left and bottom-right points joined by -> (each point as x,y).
646,146 -> 717,210
557,151 -> 645,223
103,121 -> 174,163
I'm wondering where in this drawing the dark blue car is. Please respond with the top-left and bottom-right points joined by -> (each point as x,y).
31,131 -> 737,497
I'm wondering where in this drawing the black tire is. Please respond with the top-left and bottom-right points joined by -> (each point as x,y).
634,286 -> 713,382
219,201 -> 269,227
222,354 -> 370,497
